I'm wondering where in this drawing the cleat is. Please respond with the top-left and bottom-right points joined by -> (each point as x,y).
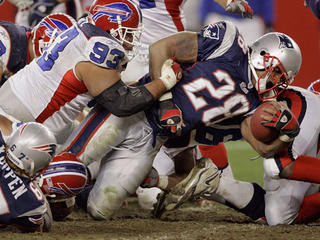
152,191 -> 167,218
163,157 -> 220,211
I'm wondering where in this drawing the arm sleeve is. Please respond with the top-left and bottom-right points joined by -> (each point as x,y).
94,80 -> 155,117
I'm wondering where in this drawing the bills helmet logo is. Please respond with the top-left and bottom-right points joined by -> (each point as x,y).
40,152 -> 88,198
39,17 -> 72,40
92,3 -> 132,23
278,34 -> 294,49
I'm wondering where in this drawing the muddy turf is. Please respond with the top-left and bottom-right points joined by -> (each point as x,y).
1,197 -> 320,240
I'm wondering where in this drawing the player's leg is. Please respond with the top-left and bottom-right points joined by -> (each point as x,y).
87,123 -> 156,219
62,106 -> 133,166
137,146 -> 175,210
264,176 -> 310,225
197,143 -> 234,178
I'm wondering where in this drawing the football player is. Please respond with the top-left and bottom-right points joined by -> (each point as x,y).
120,0 -> 253,210
0,120 -> 57,232
0,12 -> 75,86
151,31 -> 320,225
59,21 -> 301,221
0,0 -> 182,144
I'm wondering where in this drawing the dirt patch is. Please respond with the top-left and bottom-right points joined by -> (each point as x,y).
1,198 -> 320,240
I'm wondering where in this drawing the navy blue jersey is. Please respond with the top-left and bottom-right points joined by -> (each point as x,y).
0,132 -> 46,226
142,21 -> 261,145
0,21 -> 31,85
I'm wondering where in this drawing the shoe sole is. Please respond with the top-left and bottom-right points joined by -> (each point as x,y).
164,157 -> 219,211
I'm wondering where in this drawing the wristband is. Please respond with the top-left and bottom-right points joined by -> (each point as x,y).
279,134 -> 294,143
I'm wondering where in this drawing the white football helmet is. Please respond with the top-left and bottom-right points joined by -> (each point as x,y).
6,122 -> 57,178
88,0 -> 143,59
248,32 -> 302,99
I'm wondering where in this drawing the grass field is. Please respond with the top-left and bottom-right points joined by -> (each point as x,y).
225,140 -> 264,186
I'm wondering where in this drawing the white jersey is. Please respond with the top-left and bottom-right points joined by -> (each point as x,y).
4,20 -> 128,137
122,0 -> 187,83
263,86 -> 320,225
131,0 -> 187,55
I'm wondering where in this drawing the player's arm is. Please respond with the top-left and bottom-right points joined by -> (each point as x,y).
149,31 -> 198,82
149,32 -> 197,132
305,0 -> 320,18
241,117 -> 290,158
0,114 -> 13,137
76,61 -> 180,117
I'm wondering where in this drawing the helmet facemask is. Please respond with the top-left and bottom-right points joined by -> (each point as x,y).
88,0 -> 143,60
250,52 -> 291,100
109,15 -> 143,60
248,32 -> 302,101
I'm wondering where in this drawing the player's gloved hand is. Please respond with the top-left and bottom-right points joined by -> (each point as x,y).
159,57 -> 183,90
225,0 -> 253,19
159,96 -> 185,136
140,167 -> 159,188
28,0 -> 58,27
262,105 -> 300,142
0,0 -> 4,6
7,0 -> 33,10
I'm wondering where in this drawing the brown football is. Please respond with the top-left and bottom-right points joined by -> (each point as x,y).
250,102 -> 279,143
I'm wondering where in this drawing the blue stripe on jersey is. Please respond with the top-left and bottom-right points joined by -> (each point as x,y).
66,109 -> 111,155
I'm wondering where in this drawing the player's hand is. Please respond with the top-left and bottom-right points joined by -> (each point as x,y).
8,0 -> 33,10
140,167 -> 159,188
159,58 -> 183,90
261,103 -> 300,142
28,0 -> 57,27
159,98 -> 185,135
0,0 -> 4,6
225,0 -> 253,19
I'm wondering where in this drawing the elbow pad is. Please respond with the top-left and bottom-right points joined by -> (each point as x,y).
94,80 -> 155,117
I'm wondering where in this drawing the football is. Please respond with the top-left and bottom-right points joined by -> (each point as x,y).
250,102 -> 279,143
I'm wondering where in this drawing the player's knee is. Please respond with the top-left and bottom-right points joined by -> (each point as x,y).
87,202 -> 111,220
87,186 -> 127,220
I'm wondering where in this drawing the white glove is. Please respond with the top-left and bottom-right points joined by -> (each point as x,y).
225,0 -> 253,19
159,58 -> 183,90
7,0 -> 33,10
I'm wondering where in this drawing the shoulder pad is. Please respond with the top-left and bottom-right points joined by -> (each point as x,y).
198,21 -> 238,60
80,23 -> 128,70
0,25 -> 11,69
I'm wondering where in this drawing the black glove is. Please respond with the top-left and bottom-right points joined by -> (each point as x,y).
262,106 -> 300,142
28,0 -> 58,27
159,98 -> 184,136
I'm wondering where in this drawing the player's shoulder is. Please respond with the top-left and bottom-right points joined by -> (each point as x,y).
199,21 -> 237,44
197,21 -> 244,60
78,21 -> 128,69
0,21 -> 30,40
